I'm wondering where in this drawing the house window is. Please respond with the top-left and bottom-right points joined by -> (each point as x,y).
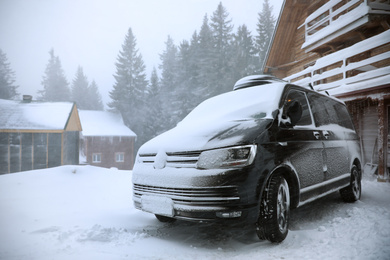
115,152 -> 124,162
92,153 -> 101,163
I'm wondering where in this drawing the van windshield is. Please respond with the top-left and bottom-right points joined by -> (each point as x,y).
179,83 -> 286,127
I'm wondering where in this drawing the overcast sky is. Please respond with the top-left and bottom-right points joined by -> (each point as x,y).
0,0 -> 283,105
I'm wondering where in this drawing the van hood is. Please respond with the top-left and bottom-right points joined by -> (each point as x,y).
138,118 -> 273,154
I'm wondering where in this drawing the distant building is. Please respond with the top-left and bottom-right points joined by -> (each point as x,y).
78,110 -> 137,170
0,96 -> 82,174
263,0 -> 390,180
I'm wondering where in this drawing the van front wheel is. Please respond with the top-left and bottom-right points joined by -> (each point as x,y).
256,173 -> 290,243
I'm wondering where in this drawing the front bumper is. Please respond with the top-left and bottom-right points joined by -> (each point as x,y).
132,158 -> 259,222
133,183 -> 253,221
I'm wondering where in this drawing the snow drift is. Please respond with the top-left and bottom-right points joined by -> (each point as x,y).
0,165 -> 389,259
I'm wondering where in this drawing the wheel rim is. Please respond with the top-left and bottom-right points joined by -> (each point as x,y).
352,169 -> 361,198
277,180 -> 290,233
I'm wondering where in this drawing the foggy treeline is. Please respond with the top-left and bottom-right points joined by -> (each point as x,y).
0,48 -> 104,110
109,1 -> 276,151
0,1 -> 276,153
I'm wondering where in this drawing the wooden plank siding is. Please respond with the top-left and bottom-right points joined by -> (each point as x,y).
83,136 -> 136,170
0,102 -> 82,174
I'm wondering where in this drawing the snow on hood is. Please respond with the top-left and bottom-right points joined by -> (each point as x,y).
139,83 -> 285,154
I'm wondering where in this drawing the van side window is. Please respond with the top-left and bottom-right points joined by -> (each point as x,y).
307,93 -> 329,126
285,90 -> 312,126
308,93 -> 354,130
333,102 -> 355,130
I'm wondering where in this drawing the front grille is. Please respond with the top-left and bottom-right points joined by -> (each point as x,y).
133,184 -> 240,206
138,151 -> 201,168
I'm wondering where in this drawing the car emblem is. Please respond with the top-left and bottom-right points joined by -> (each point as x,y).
154,150 -> 167,169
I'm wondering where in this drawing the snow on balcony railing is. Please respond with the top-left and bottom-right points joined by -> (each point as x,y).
284,30 -> 390,96
301,0 -> 390,50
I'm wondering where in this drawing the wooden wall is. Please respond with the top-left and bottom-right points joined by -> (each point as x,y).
0,131 -> 80,174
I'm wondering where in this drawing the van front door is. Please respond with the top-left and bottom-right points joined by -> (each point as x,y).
276,89 -> 325,193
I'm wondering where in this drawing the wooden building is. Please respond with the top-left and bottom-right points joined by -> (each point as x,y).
263,0 -> 390,181
78,110 -> 137,170
0,97 -> 82,174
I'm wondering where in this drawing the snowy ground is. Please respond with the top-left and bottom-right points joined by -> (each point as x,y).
0,165 -> 389,260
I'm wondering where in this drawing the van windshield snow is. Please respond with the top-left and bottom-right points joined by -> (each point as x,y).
179,83 -> 286,127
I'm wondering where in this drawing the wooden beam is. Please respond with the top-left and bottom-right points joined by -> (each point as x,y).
380,20 -> 390,30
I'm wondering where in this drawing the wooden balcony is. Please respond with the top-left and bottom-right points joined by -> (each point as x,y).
301,0 -> 390,52
284,30 -> 390,96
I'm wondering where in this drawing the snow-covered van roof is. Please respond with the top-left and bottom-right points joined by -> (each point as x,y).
0,99 -> 81,131
78,110 -> 136,137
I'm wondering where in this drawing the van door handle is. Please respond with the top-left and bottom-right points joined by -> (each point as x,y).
313,131 -> 320,139
323,131 -> 330,139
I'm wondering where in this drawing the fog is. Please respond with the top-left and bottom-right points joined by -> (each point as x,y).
0,0 -> 283,105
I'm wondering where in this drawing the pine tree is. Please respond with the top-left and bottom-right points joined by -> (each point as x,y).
71,66 -> 89,109
158,35 -> 179,129
144,67 -> 164,139
176,40 -> 196,120
255,0 -> 276,70
108,28 -> 148,151
197,14 -> 215,99
210,2 -> 234,95
38,49 -> 70,102
231,25 -> 257,80
0,49 -> 19,100
88,80 -> 104,110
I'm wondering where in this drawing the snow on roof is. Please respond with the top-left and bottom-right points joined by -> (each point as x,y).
0,99 -> 75,130
78,110 -> 136,137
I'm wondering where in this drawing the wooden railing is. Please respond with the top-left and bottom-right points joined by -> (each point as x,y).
284,30 -> 390,95
301,0 -> 390,49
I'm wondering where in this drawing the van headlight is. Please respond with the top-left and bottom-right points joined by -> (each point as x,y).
197,145 -> 257,169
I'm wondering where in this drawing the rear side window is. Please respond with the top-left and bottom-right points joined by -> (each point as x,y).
308,93 -> 354,130
285,90 -> 312,126
334,102 -> 355,130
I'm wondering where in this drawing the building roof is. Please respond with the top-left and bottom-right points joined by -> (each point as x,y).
78,110 -> 136,137
0,99 -> 81,131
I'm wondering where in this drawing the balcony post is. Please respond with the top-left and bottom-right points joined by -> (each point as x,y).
377,98 -> 389,182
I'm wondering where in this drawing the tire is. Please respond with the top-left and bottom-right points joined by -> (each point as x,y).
256,173 -> 290,243
340,165 -> 361,202
155,214 -> 176,223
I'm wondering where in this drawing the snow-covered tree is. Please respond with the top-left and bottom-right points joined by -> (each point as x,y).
210,2 -> 234,95
38,49 -> 70,102
108,28 -> 148,151
144,67 -> 164,139
159,35 -> 179,129
87,80 -> 104,110
0,49 -> 19,100
71,66 -> 89,109
231,24 -> 257,80
255,0 -> 276,68
197,15 -> 215,99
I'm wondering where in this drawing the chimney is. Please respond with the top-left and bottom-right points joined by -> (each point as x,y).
22,95 -> 33,103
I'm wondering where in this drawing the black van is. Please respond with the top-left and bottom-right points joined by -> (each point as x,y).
132,75 -> 362,243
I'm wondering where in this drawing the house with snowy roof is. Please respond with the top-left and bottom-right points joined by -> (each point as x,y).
0,96 -> 82,174
263,0 -> 390,181
78,110 -> 137,170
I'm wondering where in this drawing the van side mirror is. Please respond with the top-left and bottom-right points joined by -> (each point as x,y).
285,100 -> 302,127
